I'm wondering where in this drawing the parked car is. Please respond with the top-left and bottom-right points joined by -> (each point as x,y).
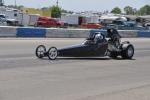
105,20 -> 146,30
36,16 -> 65,27
81,23 -> 103,29
0,14 -> 7,25
145,23 -> 150,27
0,14 -> 6,22
112,20 -> 136,27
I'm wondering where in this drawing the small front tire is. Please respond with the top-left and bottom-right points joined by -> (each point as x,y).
48,47 -> 58,60
36,45 -> 46,59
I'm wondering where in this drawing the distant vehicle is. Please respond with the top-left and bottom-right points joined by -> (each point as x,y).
0,14 -> 18,26
6,18 -> 18,26
136,16 -> 150,27
112,20 -> 136,27
145,23 -> 150,27
81,23 -> 103,29
36,16 -> 65,27
105,20 -> 146,30
28,14 -> 40,26
0,14 -> 7,25
0,14 -> 6,21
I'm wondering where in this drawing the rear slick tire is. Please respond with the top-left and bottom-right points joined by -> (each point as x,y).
121,45 -> 134,59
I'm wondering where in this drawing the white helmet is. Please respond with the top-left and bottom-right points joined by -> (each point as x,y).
94,32 -> 104,42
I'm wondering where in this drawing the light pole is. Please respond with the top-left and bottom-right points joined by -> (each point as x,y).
15,0 -> 17,8
56,0 -> 58,6
0,0 -> 4,6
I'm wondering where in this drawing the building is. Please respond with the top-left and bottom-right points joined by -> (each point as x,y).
0,6 -> 40,26
61,12 -> 100,26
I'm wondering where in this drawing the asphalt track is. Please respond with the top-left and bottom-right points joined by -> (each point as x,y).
0,38 -> 150,100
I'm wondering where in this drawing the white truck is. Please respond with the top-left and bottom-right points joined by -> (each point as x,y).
0,14 -> 18,26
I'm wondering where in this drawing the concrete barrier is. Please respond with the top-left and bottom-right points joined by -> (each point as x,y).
46,28 -> 90,38
17,27 -> 46,37
0,26 -> 17,37
0,26 -> 149,38
90,29 -> 107,35
137,30 -> 150,37
119,30 -> 138,38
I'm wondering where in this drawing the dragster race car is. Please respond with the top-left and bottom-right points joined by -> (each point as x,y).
35,29 -> 134,60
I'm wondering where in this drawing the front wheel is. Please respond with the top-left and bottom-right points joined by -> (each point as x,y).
48,47 -> 58,60
35,45 -> 46,58
121,45 -> 134,59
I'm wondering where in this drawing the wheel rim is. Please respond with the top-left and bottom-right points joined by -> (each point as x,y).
127,46 -> 134,57
49,48 -> 57,59
36,46 -> 46,58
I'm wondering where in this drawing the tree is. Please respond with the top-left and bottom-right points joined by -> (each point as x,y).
111,7 -> 121,14
138,5 -> 150,15
61,9 -> 73,14
17,5 -> 24,10
50,5 -> 61,18
124,6 -> 135,15
7,5 -> 24,10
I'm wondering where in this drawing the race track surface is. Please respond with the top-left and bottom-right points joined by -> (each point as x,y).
0,38 -> 150,100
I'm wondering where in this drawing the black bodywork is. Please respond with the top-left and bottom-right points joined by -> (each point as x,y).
58,42 -> 108,57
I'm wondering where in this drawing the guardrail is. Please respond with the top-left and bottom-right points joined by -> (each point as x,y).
137,30 -> 150,37
0,26 -> 149,38
46,28 -> 90,38
17,27 -> 46,37
0,26 -> 17,37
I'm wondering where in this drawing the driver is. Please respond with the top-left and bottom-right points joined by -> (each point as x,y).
107,28 -> 121,48
107,28 -> 121,40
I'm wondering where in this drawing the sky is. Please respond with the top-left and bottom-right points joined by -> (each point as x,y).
4,0 -> 150,12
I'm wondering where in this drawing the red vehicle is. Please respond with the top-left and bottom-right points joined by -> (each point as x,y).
36,16 -> 64,27
81,23 -> 103,29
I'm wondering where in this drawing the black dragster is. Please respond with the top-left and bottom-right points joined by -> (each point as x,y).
35,29 -> 134,60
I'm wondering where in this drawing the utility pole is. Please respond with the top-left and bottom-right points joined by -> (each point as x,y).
15,0 -> 17,8
56,0 -> 58,6
0,0 -> 4,6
